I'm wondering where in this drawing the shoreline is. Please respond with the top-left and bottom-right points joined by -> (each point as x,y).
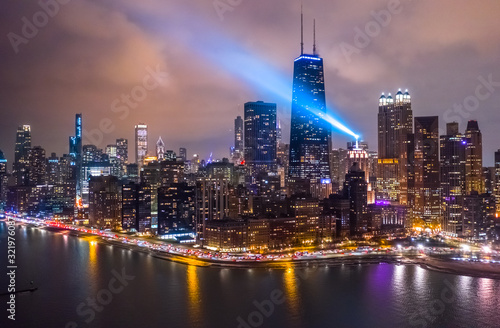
20,222 -> 500,279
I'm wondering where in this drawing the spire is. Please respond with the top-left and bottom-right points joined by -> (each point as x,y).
313,19 -> 317,55
300,3 -> 304,55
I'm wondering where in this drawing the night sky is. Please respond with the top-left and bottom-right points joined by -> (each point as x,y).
1,0 -> 500,165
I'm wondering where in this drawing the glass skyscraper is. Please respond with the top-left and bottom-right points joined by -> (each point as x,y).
69,114 -> 82,197
244,101 -> 277,174
13,124 -> 32,186
288,54 -> 331,183
135,124 -> 148,167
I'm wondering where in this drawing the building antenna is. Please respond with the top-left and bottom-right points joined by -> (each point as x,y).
313,19 -> 317,55
300,3 -> 304,55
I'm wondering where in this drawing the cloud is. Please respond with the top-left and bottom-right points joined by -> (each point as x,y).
0,0 -> 499,165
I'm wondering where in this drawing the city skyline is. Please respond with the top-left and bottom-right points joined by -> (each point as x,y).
1,1 -> 500,166
2,3 -> 500,328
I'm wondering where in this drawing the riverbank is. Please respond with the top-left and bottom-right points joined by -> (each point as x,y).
23,222 -> 500,279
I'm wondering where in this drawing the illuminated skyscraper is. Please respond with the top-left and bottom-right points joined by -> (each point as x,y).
28,146 -> 47,185
116,138 -> 128,163
343,163 -> 368,236
288,28 -> 331,186
156,137 -> 165,161
413,116 -> 441,224
69,114 -> 83,197
440,122 -> 466,235
235,116 -> 244,154
135,124 -> 148,167
377,89 -> 413,203
465,120 -> 484,194
244,101 -> 277,175
13,125 -> 32,186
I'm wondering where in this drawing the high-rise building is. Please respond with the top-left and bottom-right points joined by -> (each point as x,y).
140,161 -> 161,231
179,148 -> 187,162
89,175 -> 121,229
116,138 -> 128,163
288,47 -> 331,187
244,101 -> 277,175
463,192 -> 496,240
122,182 -> 139,231
81,145 -> 112,204
195,178 -> 231,244
235,116 -> 244,154
156,137 -> 165,161
277,143 -> 289,188
377,90 -> 413,203
13,125 -> 31,186
135,124 -> 148,167
465,120 -> 484,194
440,122 -> 466,236
483,167 -> 496,194
28,146 -> 47,186
343,163 -> 368,236
69,114 -> 83,197
158,183 -> 196,235
413,116 -> 441,224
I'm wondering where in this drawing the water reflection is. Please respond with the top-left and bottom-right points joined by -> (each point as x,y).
284,264 -> 301,325
187,265 -> 202,327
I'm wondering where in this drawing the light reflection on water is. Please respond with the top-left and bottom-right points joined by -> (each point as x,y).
5,223 -> 500,328
186,265 -> 202,327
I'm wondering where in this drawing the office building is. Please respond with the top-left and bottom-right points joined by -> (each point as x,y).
135,124 -> 148,167
377,89 -> 413,203
343,163 -> 368,236
13,125 -> 31,186
288,26 -> 331,189
413,116 -> 441,224
440,122 -> 466,235
156,137 -> 165,161
465,120 -> 484,194
244,101 -> 277,175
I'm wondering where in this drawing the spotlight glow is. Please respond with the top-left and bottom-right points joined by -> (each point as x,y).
171,21 -> 360,139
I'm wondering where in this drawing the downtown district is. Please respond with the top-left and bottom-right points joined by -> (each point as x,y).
1,49 -> 500,253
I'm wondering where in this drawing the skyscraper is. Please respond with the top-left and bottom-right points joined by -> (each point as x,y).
116,138 -> 128,163
88,175 -> 121,229
135,124 -> 148,167
156,137 -> 165,161
69,114 -> 83,197
465,120 -> 484,194
377,89 -> 413,203
343,163 -> 368,236
288,24 -> 331,187
413,116 -> 441,224
234,116 -> 244,154
244,101 -> 277,175
440,122 -> 466,235
28,146 -> 47,186
13,125 -> 31,186
158,183 -> 195,235
122,182 -> 139,231
179,147 -> 187,162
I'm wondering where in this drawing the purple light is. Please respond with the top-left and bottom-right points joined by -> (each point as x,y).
375,200 -> 391,206
462,140 -> 467,145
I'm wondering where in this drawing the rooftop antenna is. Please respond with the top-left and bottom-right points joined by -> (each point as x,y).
300,3 -> 304,55
313,19 -> 317,55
